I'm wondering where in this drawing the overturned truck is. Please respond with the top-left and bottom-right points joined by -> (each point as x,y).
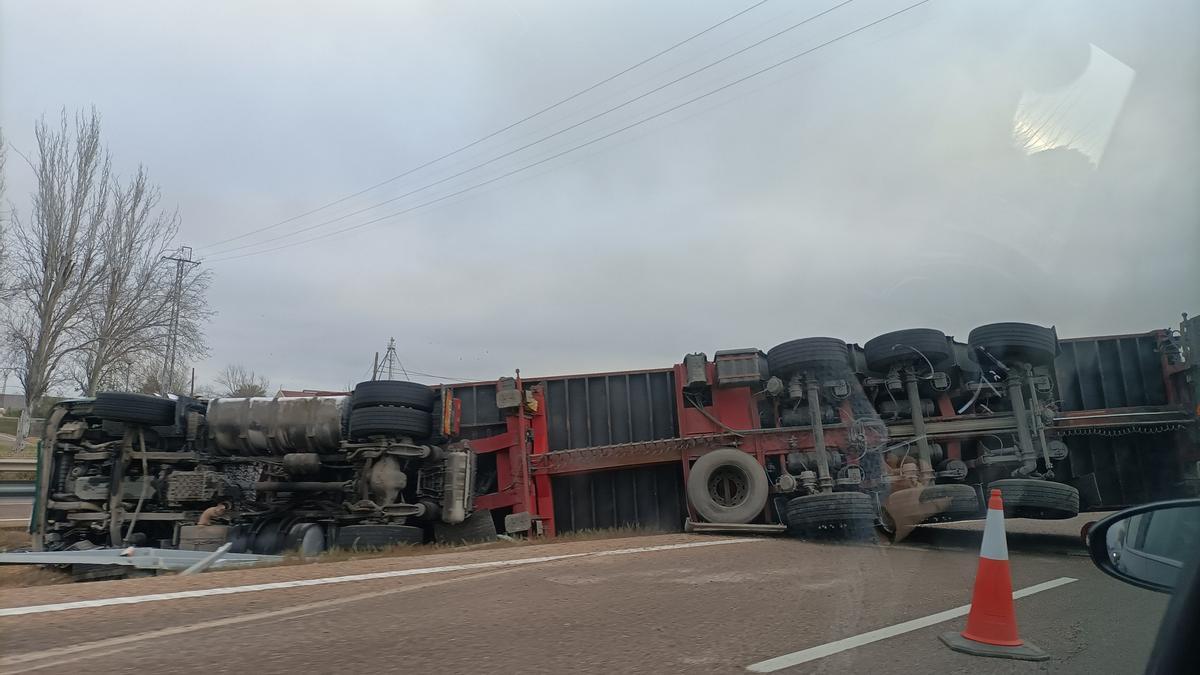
32,382 -> 491,554
30,316 -> 1200,553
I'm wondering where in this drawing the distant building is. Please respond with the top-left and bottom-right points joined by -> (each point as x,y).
0,393 -> 25,411
276,389 -> 351,397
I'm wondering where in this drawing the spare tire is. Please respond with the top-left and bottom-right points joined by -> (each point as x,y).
785,491 -> 876,536
767,338 -> 849,377
334,524 -> 424,550
90,393 -> 176,426
349,406 -> 432,440
968,323 -> 1059,367
989,479 -> 1079,519
434,509 -> 498,545
864,329 -> 952,373
352,380 -> 435,412
686,448 -> 769,524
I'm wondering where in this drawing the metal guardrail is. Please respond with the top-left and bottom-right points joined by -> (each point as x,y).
0,481 -> 34,498
0,547 -> 282,571
0,457 -> 36,472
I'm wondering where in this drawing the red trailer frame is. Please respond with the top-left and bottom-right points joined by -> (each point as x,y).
467,328 -> 1198,534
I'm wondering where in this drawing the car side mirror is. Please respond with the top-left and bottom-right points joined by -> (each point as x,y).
1086,499 -> 1200,593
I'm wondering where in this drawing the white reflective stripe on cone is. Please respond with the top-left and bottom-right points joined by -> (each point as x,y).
979,504 -> 1009,561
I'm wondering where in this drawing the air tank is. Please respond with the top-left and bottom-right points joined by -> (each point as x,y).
207,396 -> 348,457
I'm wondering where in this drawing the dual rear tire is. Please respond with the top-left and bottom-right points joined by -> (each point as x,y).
785,492 -> 876,538
989,479 -> 1079,519
348,380 -> 436,441
968,322 -> 1059,367
90,393 -> 177,426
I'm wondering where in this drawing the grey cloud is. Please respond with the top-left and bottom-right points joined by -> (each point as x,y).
2,0 -> 1195,394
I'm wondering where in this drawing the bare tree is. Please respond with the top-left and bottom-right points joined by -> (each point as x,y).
1,126 -> 8,296
72,167 -> 211,396
215,364 -> 271,398
0,131 -> 11,419
115,359 -> 191,395
4,110 -> 110,450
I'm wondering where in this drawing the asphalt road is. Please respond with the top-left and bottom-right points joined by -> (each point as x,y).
0,521 -> 1170,674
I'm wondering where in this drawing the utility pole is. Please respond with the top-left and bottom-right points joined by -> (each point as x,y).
375,338 -> 409,381
161,247 -> 200,393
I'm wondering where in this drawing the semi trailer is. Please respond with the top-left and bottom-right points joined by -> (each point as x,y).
29,316 -> 1199,554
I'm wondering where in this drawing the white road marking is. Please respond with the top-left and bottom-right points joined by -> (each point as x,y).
0,569 -> 518,669
746,576 -> 1078,672
0,537 -> 760,617
5,644 -> 140,674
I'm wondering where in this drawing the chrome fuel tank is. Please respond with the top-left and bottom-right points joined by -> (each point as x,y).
207,396 -> 348,457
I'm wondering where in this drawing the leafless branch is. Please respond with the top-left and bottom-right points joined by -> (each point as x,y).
73,166 -> 211,395
2,108 -> 212,449
214,364 -> 271,398
3,109 -> 110,448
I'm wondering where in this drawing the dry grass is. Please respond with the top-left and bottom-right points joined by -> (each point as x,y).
271,525 -> 663,568
544,525 -> 659,543
0,439 -> 38,457
0,529 -> 32,551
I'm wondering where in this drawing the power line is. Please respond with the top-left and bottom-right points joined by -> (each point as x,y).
406,370 -> 483,383
200,0 -> 854,259
195,0 -> 773,254
207,0 -> 931,264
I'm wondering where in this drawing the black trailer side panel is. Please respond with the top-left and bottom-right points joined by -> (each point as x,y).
543,370 -> 677,451
451,383 -> 507,441
1056,332 -> 1167,410
1053,332 -> 1185,509
1062,430 -> 1191,509
452,370 -> 679,452
550,463 -> 684,532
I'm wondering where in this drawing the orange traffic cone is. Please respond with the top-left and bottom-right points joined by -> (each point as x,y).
939,489 -> 1048,661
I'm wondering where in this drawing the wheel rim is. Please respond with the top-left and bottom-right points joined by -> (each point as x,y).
708,466 -> 749,507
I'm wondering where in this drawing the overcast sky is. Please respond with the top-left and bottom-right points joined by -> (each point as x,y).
2,0 -> 1197,393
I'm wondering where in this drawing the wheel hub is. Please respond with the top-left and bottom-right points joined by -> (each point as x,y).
708,466 -> 749,507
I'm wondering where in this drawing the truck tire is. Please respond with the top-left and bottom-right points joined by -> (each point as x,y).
916,483 -> 981,520
334,524 -> 425,550
286,522 -> 327,557
101,420 -> 127,438
349,406 -> 431,440
968,323 -> 1058,367
352,380 -> 435,412
864,329 -> 952,373
686,448 -> 769,524
90,393 -> 176,426
434,509 -> 497,545
766,338 -> 849,376
989,479 -> 1079,519
785,491 -> 876,536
